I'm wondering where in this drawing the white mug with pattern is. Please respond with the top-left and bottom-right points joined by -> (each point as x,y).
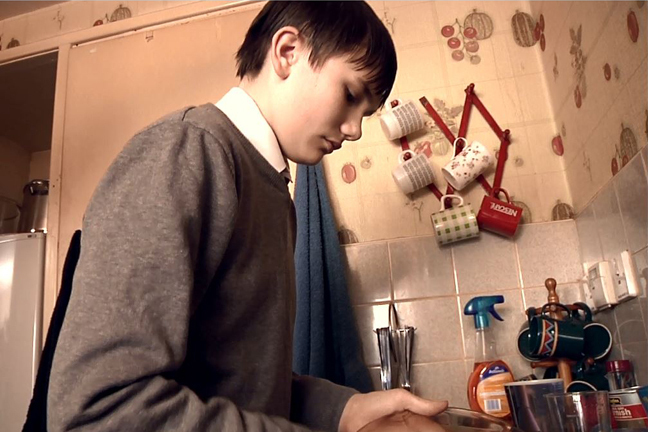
442,137 -> 494,191
380,99 -> 426,140
392,149 -> 436,194
430,194 -> 480,245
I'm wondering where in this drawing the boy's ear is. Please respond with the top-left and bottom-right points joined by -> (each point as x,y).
270,26 -> 303,80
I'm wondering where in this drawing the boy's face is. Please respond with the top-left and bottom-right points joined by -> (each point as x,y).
274,53 -> 382,165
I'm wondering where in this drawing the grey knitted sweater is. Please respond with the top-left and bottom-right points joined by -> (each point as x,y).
48,105 -> 356,432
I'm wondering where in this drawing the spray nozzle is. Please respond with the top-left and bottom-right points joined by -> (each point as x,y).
464,295 -> 505,329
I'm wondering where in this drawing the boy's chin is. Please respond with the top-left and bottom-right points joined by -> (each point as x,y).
287,151 -> 326,166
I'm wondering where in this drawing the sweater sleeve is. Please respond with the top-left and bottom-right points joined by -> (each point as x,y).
47,119 -> 314,432
291,374 -> 358,432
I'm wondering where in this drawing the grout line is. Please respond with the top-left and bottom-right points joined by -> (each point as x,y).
386,241 -> 396,302
456,294 -> 468,359
352,286 -> 526,308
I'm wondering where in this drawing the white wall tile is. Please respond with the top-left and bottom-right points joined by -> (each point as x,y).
575,205 -> 604,268
523,282 -> 584,310
389,2 -> 439,49
591,180 -> 630,267
453,231 -> 520,293
536,171 -> 573,222
516,220 -> 583,286
343,242 -> 392,305
390,236 -> 456,300
395,43 -> 447,93
395,297 -> 464,363
411,361 -> 468,408
515,72 -> 554,122
354,304 -> 391,367
633,248 -> 648,297
360,192 -> 419,242
614,153 -> 648,253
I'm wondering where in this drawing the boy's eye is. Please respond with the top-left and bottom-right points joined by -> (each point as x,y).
345,87 -> 357,104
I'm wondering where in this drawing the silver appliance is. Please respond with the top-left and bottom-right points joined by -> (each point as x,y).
18,180 -> 49,233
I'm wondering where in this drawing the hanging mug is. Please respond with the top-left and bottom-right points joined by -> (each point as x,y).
380,99 -> 426,140
441,137 -> 495,191
430,195 -> 480,246
477,188 -> 523,237
392,150 -> 436,194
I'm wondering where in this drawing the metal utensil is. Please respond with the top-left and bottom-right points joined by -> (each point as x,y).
394,326 -> 415,392
376,327 -> 393,390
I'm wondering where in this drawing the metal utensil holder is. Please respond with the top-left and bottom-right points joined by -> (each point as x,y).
374,304 -> 415,391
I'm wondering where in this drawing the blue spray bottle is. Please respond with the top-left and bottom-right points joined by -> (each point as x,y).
464,295 -> 514,419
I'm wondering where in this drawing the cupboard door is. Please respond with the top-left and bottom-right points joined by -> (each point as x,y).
59,6 -> 260,277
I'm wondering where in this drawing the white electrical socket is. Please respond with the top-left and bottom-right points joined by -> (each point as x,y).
619,250 -> 641,299
586,261 -> 617,310
585,251 -> 640,311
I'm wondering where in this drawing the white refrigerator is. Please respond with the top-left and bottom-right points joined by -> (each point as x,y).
0,233 -> 45,431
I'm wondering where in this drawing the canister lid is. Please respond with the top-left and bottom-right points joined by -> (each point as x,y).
23,179 -> 49,195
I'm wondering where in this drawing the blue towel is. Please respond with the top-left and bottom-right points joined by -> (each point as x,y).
293,163 -> 372,393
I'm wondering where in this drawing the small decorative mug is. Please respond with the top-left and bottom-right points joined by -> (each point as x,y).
392,150 -> 436,194
442,137 -> 494,191
430,195 -> 480,246
380,99 -> 426,140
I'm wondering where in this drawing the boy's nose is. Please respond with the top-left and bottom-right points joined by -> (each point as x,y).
341,117 -> 362,142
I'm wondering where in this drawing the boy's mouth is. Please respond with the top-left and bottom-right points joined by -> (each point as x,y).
324,138 -> 342,152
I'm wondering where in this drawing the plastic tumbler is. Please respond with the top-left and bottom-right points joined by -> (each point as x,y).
545,391 -> 612,432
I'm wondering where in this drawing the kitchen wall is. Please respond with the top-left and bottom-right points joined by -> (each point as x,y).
530,1 -> 648,212
0,1 -> 197,49
320,1 -> 572,244
343,221 -> 585,407
574,146 -> 648,387
333,0 -> 648,407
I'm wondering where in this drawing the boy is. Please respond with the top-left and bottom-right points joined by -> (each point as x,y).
48,2 -> 447,431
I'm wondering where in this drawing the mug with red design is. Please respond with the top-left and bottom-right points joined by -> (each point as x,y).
477,188 -> 523,237
441,137 -> 494,191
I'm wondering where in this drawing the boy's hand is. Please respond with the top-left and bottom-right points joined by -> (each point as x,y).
338,389 -> 448,432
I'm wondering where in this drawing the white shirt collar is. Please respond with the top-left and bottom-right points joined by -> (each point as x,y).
215,87 -> 291,182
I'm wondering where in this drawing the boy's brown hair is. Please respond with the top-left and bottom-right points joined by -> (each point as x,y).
236,1 -> 397,107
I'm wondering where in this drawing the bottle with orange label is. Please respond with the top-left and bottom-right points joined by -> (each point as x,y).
464,295 -> 514,419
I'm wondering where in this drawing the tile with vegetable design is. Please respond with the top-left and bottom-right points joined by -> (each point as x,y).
321,144 -> 359,202
526,122 -> 566,175
565,147 -> 597,212
357,142 -> 403,198
2,15 -> 27,50
538,172 -> 573,222
530,1 -> 573,54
